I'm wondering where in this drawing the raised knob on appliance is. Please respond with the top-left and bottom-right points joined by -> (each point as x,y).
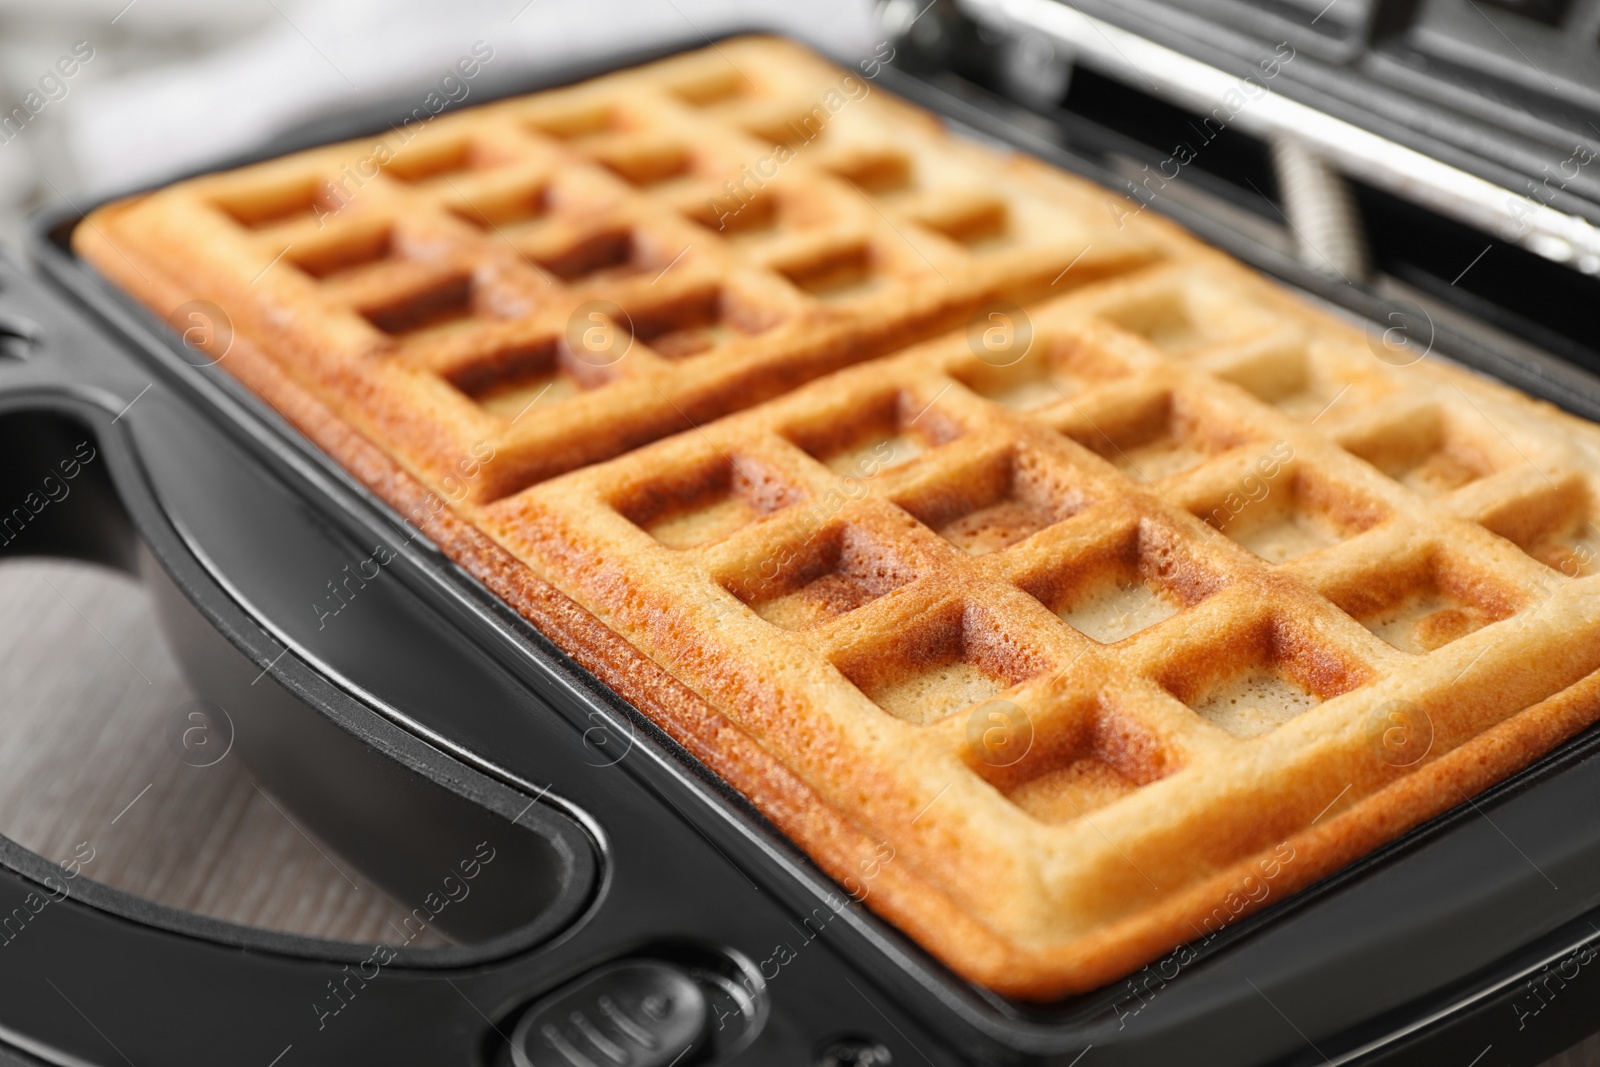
510,960 -> 709,1067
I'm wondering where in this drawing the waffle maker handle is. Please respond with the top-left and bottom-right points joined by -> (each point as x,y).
0,401 -> 615,1064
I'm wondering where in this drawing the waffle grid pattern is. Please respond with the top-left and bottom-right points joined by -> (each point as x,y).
118,38 -> 1158,504
484,247 -> 1600,991
78,38 -> 1600,998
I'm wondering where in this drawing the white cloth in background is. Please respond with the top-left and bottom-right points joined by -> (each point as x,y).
66,0 -> 877,194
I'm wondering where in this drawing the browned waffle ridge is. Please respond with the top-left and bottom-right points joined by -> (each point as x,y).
75,37 -> 1600,999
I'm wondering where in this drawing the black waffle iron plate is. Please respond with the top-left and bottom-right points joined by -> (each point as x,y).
3,23 -> 1600,1067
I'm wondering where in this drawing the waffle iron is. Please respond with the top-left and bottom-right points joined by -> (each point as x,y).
3,10 -> 1600,1065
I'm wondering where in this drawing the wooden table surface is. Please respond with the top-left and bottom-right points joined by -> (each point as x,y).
0,555 -> 1593,1065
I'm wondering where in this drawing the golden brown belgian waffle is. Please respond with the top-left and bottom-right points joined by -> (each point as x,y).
76,36 -> 1600,999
